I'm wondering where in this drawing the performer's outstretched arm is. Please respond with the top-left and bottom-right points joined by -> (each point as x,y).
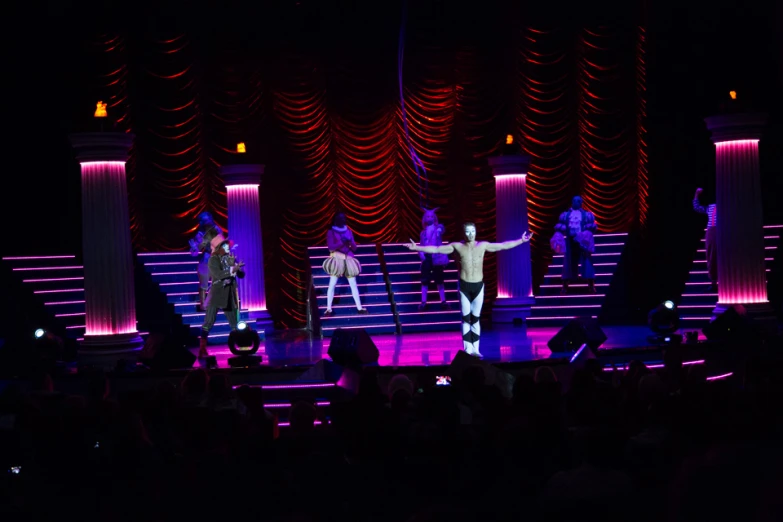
406,240 -> 456,255
485,232 -> 533,252
693,188 -> 707,214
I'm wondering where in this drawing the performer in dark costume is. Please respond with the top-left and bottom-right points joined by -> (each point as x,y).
418,207 -> 450,310
555,196 -> 597,295
406,223 -> 532,358
199,235 -> 244,358
189,212 -> 224,311
693,187 -> 717,291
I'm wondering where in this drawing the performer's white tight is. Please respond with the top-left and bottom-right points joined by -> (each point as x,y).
460,284 -> 484,355
326,276 -> 363,311
421,284 -> 446,303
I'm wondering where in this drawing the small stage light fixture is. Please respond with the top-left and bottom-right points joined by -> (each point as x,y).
34,328 -> 46,339
227,323 -> 262,367
648,300 -> 681,345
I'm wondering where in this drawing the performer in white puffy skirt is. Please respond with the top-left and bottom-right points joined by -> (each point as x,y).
322,212 -> 368,316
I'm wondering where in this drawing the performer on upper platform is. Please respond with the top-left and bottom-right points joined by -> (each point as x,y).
189,212 -> 224,311
199,235 -> 244,358
693,187 -> 717,291
406,223 -> 532,358
418,207 -> 450,311
555,196 -> 597,295
322,212 -> 368,316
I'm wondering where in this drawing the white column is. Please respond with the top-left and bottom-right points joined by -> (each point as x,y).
220,164 -> 273,332
489,154 -> 535,325
704,112 -> 775,327
70,133 -> 143,361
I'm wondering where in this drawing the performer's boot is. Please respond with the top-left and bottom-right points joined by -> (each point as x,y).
198,336 -> 209,358
587,279 -> 596,294
197,288 -> 206,312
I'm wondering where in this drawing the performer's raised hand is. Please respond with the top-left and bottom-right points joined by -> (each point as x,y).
405,238 -> 418,250
695,187 -> 703,196
521,231 -> 533,242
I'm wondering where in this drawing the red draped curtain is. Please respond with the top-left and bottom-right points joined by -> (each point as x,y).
91,23 -> 647,327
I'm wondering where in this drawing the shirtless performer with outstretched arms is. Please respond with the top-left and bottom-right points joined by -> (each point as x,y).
406,222 -> 532,357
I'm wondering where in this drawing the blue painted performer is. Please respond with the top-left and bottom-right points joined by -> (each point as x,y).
555,196 -> 597,295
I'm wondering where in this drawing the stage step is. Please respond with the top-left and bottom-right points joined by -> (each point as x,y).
678,225 -> 781,329
528,233 -> 628,327
137,252 -> 253,344
308,244 -> 397,336
382,243 -> 462,334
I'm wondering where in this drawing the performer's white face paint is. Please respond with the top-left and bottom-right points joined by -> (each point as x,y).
464,225 -> 476,242
222,243 -> 231,254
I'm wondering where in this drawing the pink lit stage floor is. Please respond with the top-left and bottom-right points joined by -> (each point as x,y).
192,324 -> 700,369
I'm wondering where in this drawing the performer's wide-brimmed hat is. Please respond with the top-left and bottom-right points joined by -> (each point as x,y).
210,234 -> 231,254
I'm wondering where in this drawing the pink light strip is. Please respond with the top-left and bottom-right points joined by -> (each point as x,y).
528,315 -> 598,320
159,282 -> 197,286
166,292 -> 198,296
714,139 -> 758,146
536,294 -> 606,298
137,252 -> 191,257
680,317 -> 713,320
550,263 -> 617,268
3,255 -> 76,260
34,288 -> 84,294
540,283 -> 608,288
322,313 -> 394,319
553,253 -> 618,258
763,225 -> 783,229
265,401 -> 331,408
226,183 -> 260,189
12,266 -> 83,271
401,321 -> 462,327
261,383 -> 336,390
144,261 -> 199,266
494,174 -> 527,179
151,271 -> 199,276
602,360 -> 705,372
545,273 -> 611,278
66,325 -> 86,329
533,304 -> 601,309
44,300 -> 85,306
55,312 -> 86,317
23,277 -> 84,283
706,372 -> 733,381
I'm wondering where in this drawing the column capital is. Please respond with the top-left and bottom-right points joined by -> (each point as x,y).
704,112 -> 767,143
69,132 -> 134,162
220,164 -> 265,186
488,154 -> 530,176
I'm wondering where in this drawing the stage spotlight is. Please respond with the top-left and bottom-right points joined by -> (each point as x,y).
648,300 -> 681,345
227,325 -> 262,367
34,328 -> 46,339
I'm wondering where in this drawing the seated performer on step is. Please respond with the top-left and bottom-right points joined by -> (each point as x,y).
199,235 -> 244,358
322,212 -> 368,316
418,207 -> 450,310
406,223 -> 532,358
556,196 -> 597,295
693,187 -> 717,291
189,211 -> 224,311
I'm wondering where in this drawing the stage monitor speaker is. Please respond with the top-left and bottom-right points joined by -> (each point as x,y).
139,333 -> 196,371
327,328 -> 379,368
297,359 -> 360,394
448,350 -> 514,398
547,317 -> 607,354
702,305 -> 758,344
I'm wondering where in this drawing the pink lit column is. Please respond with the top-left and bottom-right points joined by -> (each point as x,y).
70,133 -> 143,358
220,164 -> 273,332
704,113 -> 774,321
489,155 -> 535,325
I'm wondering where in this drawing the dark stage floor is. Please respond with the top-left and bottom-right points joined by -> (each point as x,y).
192,324 -> 706,369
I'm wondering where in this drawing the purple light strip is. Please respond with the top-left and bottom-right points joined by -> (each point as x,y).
402,321 -> 462,327
680,317 -> 712,320
545,273 -> 611,278
763,225 -> 783,229
540,283 -> 608,288
550,263 -> 617,268
3,255 -> 76,260
44,300 -> 86,306
34,288 -> 84,294
318,292 -> 391,298
602,359 -> 705,372
262,383 -> 336,390
55,312 -> 86,317
12,266 -> 83,271
533,304 -> 601,309
23,277 -> 84,283
682,293 -> 718,297
553,253 -> 618,258
66,325 -> 86,330
322,313 -> 394,319
397,310 -> 459,316
166,291 -> 198,296
706,372 -> 733,381
159,282 -> 196,287
152,271 -> 199,276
